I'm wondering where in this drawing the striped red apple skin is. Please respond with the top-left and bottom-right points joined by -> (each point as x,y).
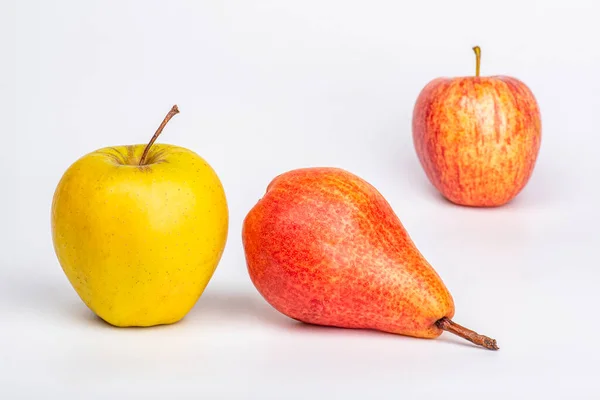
412,75 -> 541,207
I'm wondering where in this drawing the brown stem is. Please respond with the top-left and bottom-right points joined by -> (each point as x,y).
436,317 -> 499,350
139,105 -> 180,165
472,46 -> 481,77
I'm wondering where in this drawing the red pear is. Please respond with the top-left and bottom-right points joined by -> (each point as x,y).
242,167 -> 498,350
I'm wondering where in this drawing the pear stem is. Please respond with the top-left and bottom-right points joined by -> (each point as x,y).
139,105 -> 180,165
472,46 -> 481,77
436,317 -> 499,350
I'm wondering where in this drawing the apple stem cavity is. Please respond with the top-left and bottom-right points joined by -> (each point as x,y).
139,105 -> 180,166
436,317 -> 499,350
472,46 -> 481,77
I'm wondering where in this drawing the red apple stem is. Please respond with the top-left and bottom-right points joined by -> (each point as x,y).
472,46 -> 481,77
139,105 -> 180,165
436,317 -> 498,350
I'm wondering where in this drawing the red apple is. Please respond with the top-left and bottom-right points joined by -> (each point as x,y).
412,46 -> 541,207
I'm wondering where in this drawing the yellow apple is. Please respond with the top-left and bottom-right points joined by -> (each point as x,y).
51,106 -> 228,327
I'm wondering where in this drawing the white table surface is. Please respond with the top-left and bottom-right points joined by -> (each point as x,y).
3,1 -> 600,398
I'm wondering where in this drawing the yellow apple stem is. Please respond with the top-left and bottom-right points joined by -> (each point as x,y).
436,317 -> 499,350
472,46 -> 481,77
139,105 -> 180,166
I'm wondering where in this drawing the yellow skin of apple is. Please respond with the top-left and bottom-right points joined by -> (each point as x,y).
51,144 -> 228,327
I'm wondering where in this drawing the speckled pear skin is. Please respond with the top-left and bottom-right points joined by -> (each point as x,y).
412,76 -> 541,207
242,168 -> 455,339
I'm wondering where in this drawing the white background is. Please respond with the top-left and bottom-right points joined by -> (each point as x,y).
3,0 -> 600,398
